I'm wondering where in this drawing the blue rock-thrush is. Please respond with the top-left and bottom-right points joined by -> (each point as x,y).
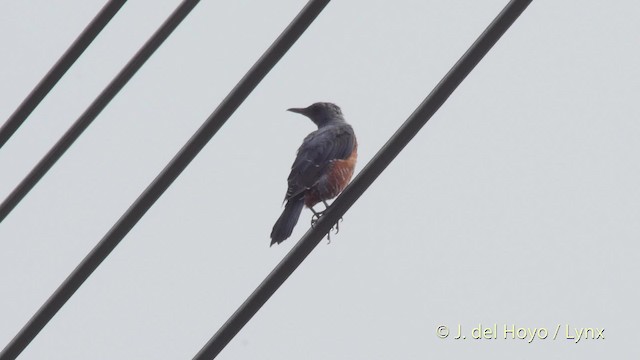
270,102 -> 357,245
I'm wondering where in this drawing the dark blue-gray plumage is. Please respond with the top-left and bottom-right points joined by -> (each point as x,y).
271,102 -> 357,245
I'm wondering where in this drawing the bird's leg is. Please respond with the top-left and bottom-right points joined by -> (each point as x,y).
321,200 -> 343,237
309,206 -> 324,228
308,205 -> 332,244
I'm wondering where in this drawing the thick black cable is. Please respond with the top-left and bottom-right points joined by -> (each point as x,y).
0,0 -> 200,223
0,1 -> 330,359
0,0 -> 127,149
0,1 -> 202,359
192,1 -> 533,359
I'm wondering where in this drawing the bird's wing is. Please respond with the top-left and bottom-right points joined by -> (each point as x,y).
284,125 -> 355,201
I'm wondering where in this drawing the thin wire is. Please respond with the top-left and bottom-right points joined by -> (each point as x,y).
0,1 -> 330,359
192,1 -> 533,359
0,0 -> 127,149
0,0 -> 202,358
0,0 -> 200,224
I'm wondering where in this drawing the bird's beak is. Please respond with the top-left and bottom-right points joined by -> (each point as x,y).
287,107 -> 307,115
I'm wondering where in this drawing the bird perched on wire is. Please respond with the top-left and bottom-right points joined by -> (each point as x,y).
270,102 -> 357,246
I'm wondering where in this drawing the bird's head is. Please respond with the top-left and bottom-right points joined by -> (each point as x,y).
287,102 -> 344,127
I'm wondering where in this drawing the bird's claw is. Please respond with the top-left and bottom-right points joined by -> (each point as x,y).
310,211 -> 324,228
333,217 -> 343,234
310,213 -> 344,244
310,204 -> 344,244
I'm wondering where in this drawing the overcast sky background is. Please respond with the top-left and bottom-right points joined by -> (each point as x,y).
0,1 -> 638,359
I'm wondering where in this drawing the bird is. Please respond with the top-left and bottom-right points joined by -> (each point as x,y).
270,102 -> 357,246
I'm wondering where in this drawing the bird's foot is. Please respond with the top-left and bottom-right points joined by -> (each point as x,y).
320,217 -> 342,234
310,210 -> 325,228
310,205 -> 343,244
333,216 -> 343,234
325,217 -> 344,244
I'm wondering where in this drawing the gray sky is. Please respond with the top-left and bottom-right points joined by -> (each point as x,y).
1,1 -> 638,359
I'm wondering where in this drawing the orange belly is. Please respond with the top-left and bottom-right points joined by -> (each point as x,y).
304,140 -> 358,207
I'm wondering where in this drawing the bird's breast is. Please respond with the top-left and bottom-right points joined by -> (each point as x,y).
304,139 -> 357,207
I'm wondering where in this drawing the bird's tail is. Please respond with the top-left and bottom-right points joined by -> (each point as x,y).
270,196 -> 304,246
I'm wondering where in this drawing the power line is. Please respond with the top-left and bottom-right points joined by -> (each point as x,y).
0,0 -> 127,149
191,0 -> 532,359
0,0 -> 202,358
0,0 -> 200,223
0,0 -> 330,359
